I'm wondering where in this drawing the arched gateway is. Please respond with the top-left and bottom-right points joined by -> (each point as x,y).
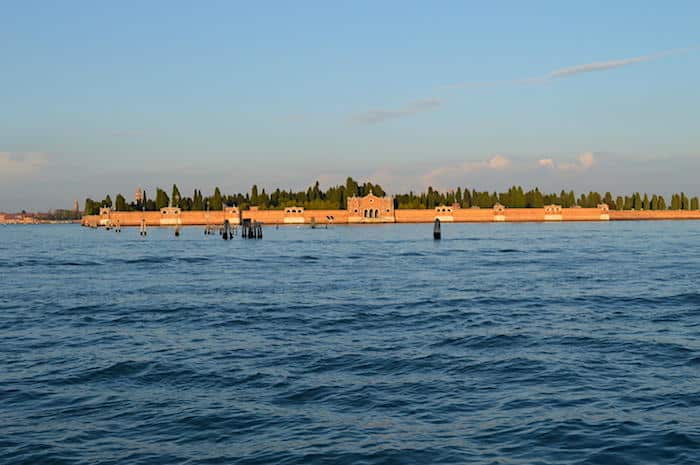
347,192 -> 395,223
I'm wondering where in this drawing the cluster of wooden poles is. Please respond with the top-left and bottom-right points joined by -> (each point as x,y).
130,218 -> 263,239
98,218 -> 442,239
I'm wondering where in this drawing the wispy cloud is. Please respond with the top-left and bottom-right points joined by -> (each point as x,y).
445,47 -> 695,89
352,98 -> 441,124
0,152 -> 48,177
540,152 -> 596,171
356,47 -> 695,125
422,155 -> 511,187
548,50 -> 679,79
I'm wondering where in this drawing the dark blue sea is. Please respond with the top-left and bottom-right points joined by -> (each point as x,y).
1,222 -> 699,464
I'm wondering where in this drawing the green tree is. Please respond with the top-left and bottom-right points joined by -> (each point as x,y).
155,188 -> 169,210
463,188 -> 472,208
615,196 -> 624,210
650,195 -> 658,211
192,189 -> 204,210
84,198 -> 100,215
632,193 -> 642,210
691,197 -> 699,210
603,192 -> 614,209
171,184 -> 181,207
115,194 -> 127,211
210,187 -> 223,210
345,177 -> 359,198
671,194 -> 681,210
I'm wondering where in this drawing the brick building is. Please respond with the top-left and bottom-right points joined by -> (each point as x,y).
347,192 -> 395,223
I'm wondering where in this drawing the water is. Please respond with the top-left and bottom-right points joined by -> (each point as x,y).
1,222 -> 699,464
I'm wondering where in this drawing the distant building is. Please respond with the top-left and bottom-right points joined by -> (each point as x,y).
493,203 -> 506,222
544,204 -> 563,221
73,200 -> 80,212
159,206 -> 182,225
347,191 -> 395,223
435,205 -> 454,222
283,206 -> 305,224
134,188 -> 143,204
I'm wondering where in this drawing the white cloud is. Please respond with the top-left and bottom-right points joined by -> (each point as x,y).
359,48 -> 696,124
422,155 -> 511,186
445,47 -> 695,89
0,152 -> 48,176
578,151 -> 595,168
548,51 -> 676,79
538,158 -> 554,168
488,154 -> 511,169
352,98 -> 441,124
557,152 -> 596,171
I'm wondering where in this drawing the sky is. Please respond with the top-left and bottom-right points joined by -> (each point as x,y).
1,1 -> 699,211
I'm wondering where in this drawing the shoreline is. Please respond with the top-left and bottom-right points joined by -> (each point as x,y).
80,206 -> 700,228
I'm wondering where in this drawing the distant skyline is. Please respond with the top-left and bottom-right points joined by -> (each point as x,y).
1,1 -> 699,211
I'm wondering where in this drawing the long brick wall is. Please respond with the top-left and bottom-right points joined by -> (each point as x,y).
82,206 -> 700,227
609,210 -> 700,221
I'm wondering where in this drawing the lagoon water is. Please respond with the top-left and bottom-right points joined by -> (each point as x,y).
1,222 -> 699,464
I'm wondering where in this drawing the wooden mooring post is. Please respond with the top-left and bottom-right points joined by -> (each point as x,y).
433,218 -> 441,240
221,220 -> 233,240
241,219 -> 263,239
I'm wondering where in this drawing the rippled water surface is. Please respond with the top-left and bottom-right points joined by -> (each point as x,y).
1,222 -> 699,464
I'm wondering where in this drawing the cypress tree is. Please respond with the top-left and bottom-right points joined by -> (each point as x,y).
671,194 -> 680,210
658,195 -> 667,210
345,177 -> 358,198
210,187 -> 223,210
603,192 -> 614,208
192,190 -> 203,210
155,188 -> 169,209
171,184 -> 181,207
616,196 -> 624,210
115,194 -> 127,211
633,193 -> 642,210
251,185 -> 259,205
463,188 -> 472,208
691,197 -> 699,210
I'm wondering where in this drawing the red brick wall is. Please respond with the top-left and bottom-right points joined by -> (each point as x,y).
609,210 -> 700,220
82,208 -> 700,227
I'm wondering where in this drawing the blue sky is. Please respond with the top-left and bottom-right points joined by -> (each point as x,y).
1,1 -> 699,210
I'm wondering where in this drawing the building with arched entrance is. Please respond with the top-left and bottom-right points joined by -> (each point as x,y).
347,192 -> 395,223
